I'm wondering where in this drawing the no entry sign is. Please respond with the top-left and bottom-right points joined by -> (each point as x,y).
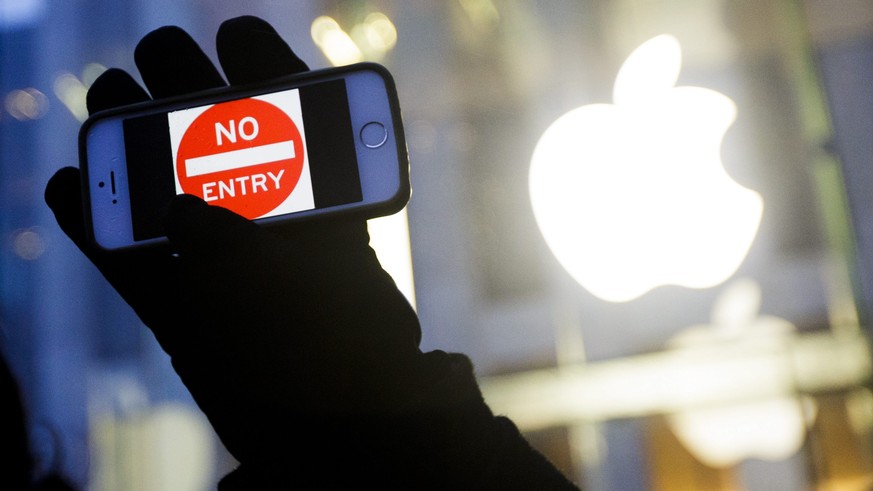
168,88 -> 314,219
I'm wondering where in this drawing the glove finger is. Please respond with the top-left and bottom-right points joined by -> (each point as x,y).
165,194 -> 266,260
86,68 -> 151,114
162,195 -> 291,335
134,25 -> 225,99
216,15 -> 309,85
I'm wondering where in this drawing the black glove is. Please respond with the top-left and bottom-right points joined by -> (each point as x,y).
45,15 -> 579,490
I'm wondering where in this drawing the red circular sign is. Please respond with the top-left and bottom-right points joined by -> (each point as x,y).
176,97 -> 304,219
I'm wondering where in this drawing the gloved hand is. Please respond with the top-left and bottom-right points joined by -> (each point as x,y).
46,13 -> 430,477
45,15 -> 579,490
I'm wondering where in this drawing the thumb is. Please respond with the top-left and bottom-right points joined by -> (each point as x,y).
164,194 -> 264,258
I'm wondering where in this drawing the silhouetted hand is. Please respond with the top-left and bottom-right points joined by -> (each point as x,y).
45,13 -> 430,478
44,15 -> 580,490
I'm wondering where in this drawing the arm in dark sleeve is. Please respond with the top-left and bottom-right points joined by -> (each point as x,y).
218,351 -> 580,490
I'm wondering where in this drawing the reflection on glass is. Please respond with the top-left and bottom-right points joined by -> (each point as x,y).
4,88 -> 49,120
311,11 -> 397,66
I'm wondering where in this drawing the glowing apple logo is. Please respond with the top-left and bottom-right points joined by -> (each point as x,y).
529,34 -> 763,302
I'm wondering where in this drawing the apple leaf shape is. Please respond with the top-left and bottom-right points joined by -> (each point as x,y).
614,34 -> 682,107
529,34 -> 763,302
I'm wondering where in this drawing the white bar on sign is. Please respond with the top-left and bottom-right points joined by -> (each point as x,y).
185,140 -> 296,177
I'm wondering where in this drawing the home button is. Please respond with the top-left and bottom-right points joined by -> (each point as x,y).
360,121 -> 388,148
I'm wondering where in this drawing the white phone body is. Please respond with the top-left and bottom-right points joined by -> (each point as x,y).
80,62 -> 409,252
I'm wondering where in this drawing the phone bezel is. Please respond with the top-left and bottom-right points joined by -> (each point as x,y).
80,62 -> 409,252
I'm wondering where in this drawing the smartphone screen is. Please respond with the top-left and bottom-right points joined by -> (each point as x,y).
121,79 -> 362,241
